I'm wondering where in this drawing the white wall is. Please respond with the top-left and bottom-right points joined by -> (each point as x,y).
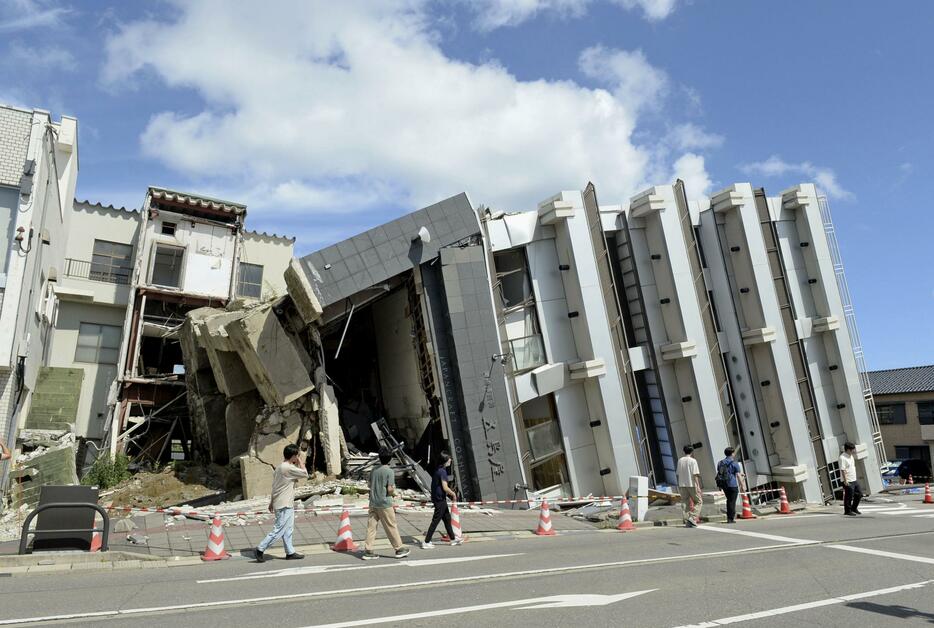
239,231 -> 294,300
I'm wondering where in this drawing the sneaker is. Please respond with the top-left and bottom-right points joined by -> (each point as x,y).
853,510 -> 862,515
726,520 -> 736,524
362,551 -> 379,560
254,548 -> 266,563
421,541 -> 435,549
685,520 -> 697,528
285,552 -> 305,560
450,537 -> 464,546
395,548 -> 410,559
844,511 -> 856,517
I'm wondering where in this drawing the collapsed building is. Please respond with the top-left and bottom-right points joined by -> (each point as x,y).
88,180 -> 884,507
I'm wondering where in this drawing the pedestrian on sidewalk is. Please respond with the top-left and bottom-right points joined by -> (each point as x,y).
363,448 -> 410,560
716,447 -> 744,524
422,451 -> 462,549
840,442 -> 862,516
255,444 -> 308,563
678,445 -> 703,527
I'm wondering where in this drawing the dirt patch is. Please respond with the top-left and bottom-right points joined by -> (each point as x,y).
103,464 -> 228,509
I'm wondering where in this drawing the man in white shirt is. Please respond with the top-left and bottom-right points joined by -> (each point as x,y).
839,441 -> 862,516
255,444 -> 309,562
677,445 -> 703,527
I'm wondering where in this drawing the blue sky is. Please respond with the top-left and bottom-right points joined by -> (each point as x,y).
0,0 -> 931,369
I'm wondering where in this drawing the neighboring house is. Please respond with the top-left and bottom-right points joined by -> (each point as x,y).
103,187 -> 294,464
0,105 -> 79,489
869,365 -> 934,469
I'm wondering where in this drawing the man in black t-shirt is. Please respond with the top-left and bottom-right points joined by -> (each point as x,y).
421,451 -> 462,548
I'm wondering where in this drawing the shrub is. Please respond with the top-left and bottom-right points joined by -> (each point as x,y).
81,452 -> 132,489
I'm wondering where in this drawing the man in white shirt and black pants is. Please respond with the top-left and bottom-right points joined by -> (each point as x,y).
839,441 -> 862,516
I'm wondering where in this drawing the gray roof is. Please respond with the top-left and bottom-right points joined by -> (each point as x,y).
300,193 -> 479,307
868,365 -> 934,395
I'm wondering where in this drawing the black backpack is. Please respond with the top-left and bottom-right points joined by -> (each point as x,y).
715,459 -> 732,489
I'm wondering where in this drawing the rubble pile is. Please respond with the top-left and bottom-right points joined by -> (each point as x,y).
178,260 -> 353,498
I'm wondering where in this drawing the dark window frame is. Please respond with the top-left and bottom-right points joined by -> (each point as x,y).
876,403 -> 907,425
918,401 -> 934,426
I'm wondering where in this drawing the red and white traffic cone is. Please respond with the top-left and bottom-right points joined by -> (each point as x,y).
332,509 -> 359,552
616,496 -> 635,532
89,531 -> 102,552
441,502 -> 466,542
777,487 -> 794,515
739,493 -> 756,520
201,514 -> 230,561
923,483 -> 933,505
533,500 -> 556,536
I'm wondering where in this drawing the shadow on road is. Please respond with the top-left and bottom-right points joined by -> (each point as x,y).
847,601 -> 934,623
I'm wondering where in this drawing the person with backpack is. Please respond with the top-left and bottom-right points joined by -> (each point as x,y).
716,447 -> 744,524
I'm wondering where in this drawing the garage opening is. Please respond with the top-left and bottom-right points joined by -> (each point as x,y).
319,273 -> 444,488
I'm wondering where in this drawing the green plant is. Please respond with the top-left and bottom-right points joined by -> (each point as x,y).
81,452 -> 132,489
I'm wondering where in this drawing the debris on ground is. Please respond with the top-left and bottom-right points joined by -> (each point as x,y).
103,464 -> 227,510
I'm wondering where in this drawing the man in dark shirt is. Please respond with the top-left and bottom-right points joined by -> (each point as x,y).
717,447 -> 744,524
421,451 -> 461,549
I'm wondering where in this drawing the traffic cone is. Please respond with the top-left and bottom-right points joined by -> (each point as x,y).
739,493 -> 756,520
90,531 -> 102,552
441,503 -> 466,542
616,496 -> 635,532
332,509 -> 359,552
533,500 -> 556,536
777,487 -> 794,515
923,483 -> 933,505
201,514 -> 230,561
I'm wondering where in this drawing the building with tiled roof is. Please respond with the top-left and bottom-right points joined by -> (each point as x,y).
868,364 -> 934,467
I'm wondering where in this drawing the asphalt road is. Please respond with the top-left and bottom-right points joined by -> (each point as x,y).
2,494 -> 933,627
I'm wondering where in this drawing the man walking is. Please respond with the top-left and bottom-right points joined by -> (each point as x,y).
255,444 -> 308,562
678,445 -> 703,527
840,441 -> 862,516
422,451 -> 462,548
363,448 -> 410,560
716,447 -> 744,523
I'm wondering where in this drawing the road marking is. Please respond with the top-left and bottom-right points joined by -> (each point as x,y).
694,525 -> 815,545
298,590 -> 656,628
197,554 -> 521,584
671,579 -> 933,627
826,545 -> 934,565
0,544 -> 798,625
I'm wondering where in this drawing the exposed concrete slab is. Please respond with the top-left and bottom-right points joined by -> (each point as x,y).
284,258 -> 322,325
238,455 -> 275,499
226,305 -> 315,407
254,432 -> 291,467
314,367 -> 342,476
226,391 -> 263,459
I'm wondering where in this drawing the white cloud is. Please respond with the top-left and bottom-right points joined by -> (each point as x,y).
671,152 -> 712,199
666,123 -> 723,151
612,0 -> 678,22
740,155 -> 853,200
464,0 -> 678,30
3,41 -> 75,70
578,45 -> 669,112
0,0 -> 70,32
468,0 -> 591,31
102,1 -> 714,234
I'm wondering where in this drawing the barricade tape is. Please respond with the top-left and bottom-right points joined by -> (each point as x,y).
104,487 -> 798,520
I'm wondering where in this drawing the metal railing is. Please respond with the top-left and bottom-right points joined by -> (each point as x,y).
817,196 -> 886,466
64,258 -> 131,285
19,502 -> 110,554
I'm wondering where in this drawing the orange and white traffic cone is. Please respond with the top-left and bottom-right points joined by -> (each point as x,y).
739,493 -> 756,520
332,509 -> 359,552
777,487 -> 794,515
923,483 -> 933,505
90,531 -> 102,552
441,502 -> 466,542
616,496 -> 635,532
201,514 -> 231,561
533,500 -> 556,536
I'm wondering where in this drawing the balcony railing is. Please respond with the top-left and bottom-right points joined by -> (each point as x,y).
64,258 -> 131,285
509,334 -> 546,372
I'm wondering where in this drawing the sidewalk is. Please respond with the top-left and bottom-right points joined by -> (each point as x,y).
1,507 -> 598,559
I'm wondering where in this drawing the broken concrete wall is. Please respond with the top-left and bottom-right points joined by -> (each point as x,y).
226,304 -> 315,407
314,368 -> 342,476
179,310 -> 229,463
9,442 -> 79,509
